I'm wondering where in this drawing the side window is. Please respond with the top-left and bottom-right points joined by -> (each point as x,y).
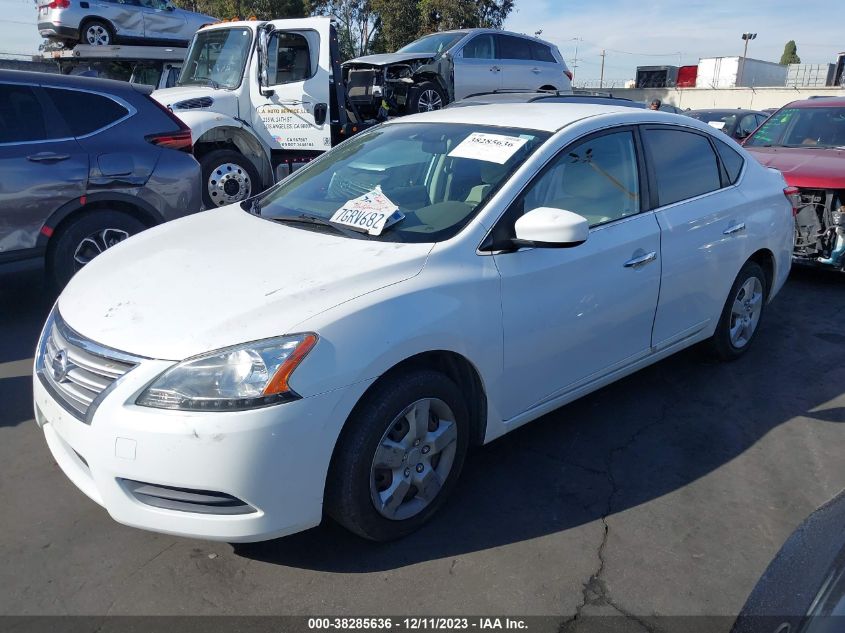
738,113 -> 759,137
714,138 -> 744,184
519,131 -> 641,226
43,88 -> 129,137
496,34 -> 531,61
530,41 -> 556,63
0,84 -> 49,143
268,32 -> 313,84
461,34 -> 494,60
643,128 -> 721,206
165,67 -> 179,88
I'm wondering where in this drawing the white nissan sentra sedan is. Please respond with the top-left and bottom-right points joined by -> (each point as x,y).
33,104 -> 793,542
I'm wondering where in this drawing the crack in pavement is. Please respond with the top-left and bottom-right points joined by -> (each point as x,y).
560,398 -> 672,633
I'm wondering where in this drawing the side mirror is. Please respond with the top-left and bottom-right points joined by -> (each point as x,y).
257,24 -> 275,97
513,207 -> 589,248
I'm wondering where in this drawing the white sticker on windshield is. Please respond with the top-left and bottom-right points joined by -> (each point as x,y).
330,186 -> 404,236
448,132 -> 529,164
708,121 -> 727,130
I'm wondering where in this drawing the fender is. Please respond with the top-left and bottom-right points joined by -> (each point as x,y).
35,192 -> 165,249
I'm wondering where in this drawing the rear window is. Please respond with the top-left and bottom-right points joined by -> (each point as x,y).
643,128 -> 721,206
43,87 -> 129,137
0,84 -> 49,143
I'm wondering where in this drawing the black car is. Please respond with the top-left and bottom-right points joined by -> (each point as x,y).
685,109 -> 769,142
0,70 -> 201,286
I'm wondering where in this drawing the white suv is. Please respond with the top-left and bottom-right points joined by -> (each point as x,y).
34,103 -> 793,542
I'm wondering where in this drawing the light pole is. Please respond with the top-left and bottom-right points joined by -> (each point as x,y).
739,32 -> 757,86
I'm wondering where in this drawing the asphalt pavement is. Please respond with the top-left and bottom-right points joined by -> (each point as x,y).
1,266 -> 844,627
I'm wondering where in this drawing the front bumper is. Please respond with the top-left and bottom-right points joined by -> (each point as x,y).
33,352 -> 370,542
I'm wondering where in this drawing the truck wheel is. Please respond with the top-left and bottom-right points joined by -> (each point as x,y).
81,19 -> 114,46
408,81 -> 447,113
200,150 -> 261,209
48,210 -> 146,288
325,369 -> 469,541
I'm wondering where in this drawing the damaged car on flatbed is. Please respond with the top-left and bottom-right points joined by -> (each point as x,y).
343,29 -> 572,118
744,97 -> 845,272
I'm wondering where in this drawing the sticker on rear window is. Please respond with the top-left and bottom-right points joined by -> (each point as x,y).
708,121 -> 727,130
448,132 -> 528,164
330,186 -> 404,235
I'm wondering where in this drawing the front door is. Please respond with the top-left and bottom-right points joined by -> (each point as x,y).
452,34 -> 501,101
492,129 -> 661,420
250,24 -> 332,152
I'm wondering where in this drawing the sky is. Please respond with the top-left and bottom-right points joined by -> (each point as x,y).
2,0 -> 843,86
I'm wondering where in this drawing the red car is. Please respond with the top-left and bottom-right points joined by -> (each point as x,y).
743,97 -> 845,271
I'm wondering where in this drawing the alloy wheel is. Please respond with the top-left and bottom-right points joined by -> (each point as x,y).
72,228 -> 129,269
417,89 -> 443,112
370,398 -> 458,521
207,163 -> 252,206
729,276 -> 763,348
86,25 -> 110,46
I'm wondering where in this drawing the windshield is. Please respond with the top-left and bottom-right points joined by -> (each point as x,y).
745,106 -> 845,148
177,27 -> 252,90
397,32 -> 465,55
254,123 -> 550,243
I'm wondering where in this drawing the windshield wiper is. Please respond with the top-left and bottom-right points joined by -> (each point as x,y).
271,213 -> 365,239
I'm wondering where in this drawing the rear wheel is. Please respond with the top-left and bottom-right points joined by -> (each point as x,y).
80,19 -> 114,46
325,369 -> 469,541
48,210 -> 146,288
707,261 -> 767,360
199,149 -> 261,209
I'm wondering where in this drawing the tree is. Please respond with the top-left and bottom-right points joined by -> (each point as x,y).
780,40 -> 801,65
306,0 -> 379,59
173,0 -> 305,20
370,0 -> 420,53
418,0 -> 513,32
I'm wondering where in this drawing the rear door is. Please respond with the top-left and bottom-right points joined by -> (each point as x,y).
140,0 -> 187,42
452,33 -> 500,100
0,82 -> 87,257
642,126 -> 749,349
496,34 -> 546,91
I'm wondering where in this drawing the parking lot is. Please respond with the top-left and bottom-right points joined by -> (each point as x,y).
1,266 -> 843,622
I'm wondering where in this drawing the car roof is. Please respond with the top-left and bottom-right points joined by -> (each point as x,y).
389,102 -> 700,133
783,96 -> 845,108
688,108 -> 764,114
0,68 -> 152,96
451,92 -> 643,108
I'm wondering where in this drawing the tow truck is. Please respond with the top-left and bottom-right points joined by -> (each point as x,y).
151,17 -> 372,208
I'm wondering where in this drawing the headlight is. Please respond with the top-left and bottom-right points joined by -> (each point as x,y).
136,333 -> 317,411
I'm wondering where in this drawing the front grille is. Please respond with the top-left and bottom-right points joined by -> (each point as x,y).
36,310 -> 142,423
121,479 -> 256,515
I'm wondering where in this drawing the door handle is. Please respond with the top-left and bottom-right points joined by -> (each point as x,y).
490,66 -> 500,72
531,67 -> 541,74
624,251 -> 657,268
723,222 -> 746,235
27,152 -> 70,163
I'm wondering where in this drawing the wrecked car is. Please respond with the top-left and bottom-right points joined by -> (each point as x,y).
744,98 -> 845,272
343,29 -> 572,118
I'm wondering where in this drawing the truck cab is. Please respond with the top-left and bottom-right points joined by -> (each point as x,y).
152,17 -> 346,209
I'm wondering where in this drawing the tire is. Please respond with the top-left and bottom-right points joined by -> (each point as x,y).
48,210 -> 146,288
199,149 -> 261,209
707,261 -> 767,361
80,19 -> 114,46
325,369 -> 470,541
407,81 -> 447,113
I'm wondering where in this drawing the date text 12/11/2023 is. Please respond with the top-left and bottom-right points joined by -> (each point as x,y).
307,617 -> 529,630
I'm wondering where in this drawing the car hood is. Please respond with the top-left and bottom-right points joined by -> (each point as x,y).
58,205 -> 433,360
344,52 -> 434,67
744,146 -> 845,189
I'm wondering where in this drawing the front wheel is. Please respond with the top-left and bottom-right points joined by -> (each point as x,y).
407,81 -> 447,113
199,149 -> 261,209
707,261 -> 767,360
325,369 -> 469,541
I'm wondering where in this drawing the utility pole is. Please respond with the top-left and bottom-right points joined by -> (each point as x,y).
739,32 -> 757,86
571,37 -> 582,81
599,49 -> 606,89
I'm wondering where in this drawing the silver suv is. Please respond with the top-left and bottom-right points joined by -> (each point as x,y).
37,0 -> 216,47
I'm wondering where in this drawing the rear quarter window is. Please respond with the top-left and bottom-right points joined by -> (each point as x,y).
530,41 -> 556,63
43,87 -> 129,137
714,139 -> 745,184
